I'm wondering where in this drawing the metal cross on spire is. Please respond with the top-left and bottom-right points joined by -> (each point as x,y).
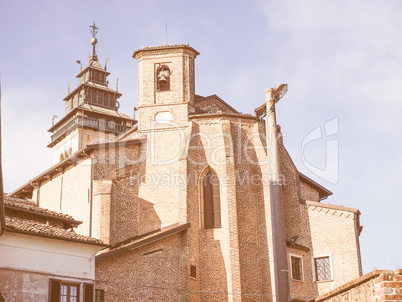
89,21 -> 99,62
90,21 -> 99,38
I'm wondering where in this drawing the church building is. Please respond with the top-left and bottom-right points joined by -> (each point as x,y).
10,25 -> 363,301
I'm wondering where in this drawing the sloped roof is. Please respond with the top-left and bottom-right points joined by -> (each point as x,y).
76,60 -> 110,78
11,138 -> 145,198
96,222 -> 190,261
299,172 -> 333,200
79,103 -> 131,119
194,94 -> 239,114
5,216 -> 105,245
5,196 -> 76,221
48,103 -> 133,133
4,196 -> 105,246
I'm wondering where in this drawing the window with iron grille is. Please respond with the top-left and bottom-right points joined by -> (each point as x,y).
315,256 -> 332,281
290,255 -> 303,281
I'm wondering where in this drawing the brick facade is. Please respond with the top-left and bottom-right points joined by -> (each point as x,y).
314,270 -> 402,302
10,43 -> 364,301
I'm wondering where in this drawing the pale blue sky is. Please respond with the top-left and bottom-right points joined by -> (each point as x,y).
1,0 -> 401,273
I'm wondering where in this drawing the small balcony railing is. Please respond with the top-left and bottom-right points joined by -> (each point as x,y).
51,116 -> 129,142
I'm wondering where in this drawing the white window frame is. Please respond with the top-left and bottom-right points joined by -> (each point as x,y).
289,253 -> 304,282
312,253 -> 334,282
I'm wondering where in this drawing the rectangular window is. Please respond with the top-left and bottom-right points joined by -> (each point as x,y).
94,72 -> 100,83
105,93 -> 110,108
315,256 -> 332,281
190,265 -> 197,278
290,255 -> 303,281
86,89 -> 92,103
97,91 -> 104,105
60,283 -> 78,302
95,289 -> 105,302
49,280 -> 94,302
93,91 -> 98,104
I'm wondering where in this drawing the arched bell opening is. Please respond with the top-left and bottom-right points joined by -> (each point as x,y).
156,64 -> 170,91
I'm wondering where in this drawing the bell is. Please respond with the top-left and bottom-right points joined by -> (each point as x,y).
159,74 -> 168,83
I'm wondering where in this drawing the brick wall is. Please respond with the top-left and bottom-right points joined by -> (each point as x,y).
93,143 -> 145,245
28,43 -> 364,302
279,142 -> 318,301
37,158 -> 92,236
95,233 -> 188,301
307,201 -> 362,295
314,270 -> 402,302
300,182 -> 320,202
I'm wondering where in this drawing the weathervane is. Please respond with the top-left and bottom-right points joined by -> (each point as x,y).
90,21 -> 99,38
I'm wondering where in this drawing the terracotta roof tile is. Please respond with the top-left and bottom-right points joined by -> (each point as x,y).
5,196 -> 75,220
5,216 -> 104,245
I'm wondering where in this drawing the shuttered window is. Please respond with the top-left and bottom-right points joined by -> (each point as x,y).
84,283 -> 94,302
49,279 -> 61,302
49,280 -> 95,302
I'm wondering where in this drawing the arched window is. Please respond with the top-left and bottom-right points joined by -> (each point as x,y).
201,169 -> 221,229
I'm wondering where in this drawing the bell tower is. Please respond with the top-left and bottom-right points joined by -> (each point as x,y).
48,22 -> 134,163
133,44 -> 199,130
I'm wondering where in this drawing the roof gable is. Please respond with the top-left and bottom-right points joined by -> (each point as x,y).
194,94 -> 239,114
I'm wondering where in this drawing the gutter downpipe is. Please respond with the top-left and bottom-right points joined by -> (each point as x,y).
83,149 -> 94,237
265,88 -> 290,301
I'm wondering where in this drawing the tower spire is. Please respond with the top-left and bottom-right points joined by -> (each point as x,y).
89,21 -> 99,62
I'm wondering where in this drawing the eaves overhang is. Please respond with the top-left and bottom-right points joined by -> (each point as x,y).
5,228 -> 108,247
133,44 -> 200,58
96,222 -> 190,261
189,112 -> 258,121
11,138 -> 146,198
299,172 -> 333,200
5,204 -> 82,227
